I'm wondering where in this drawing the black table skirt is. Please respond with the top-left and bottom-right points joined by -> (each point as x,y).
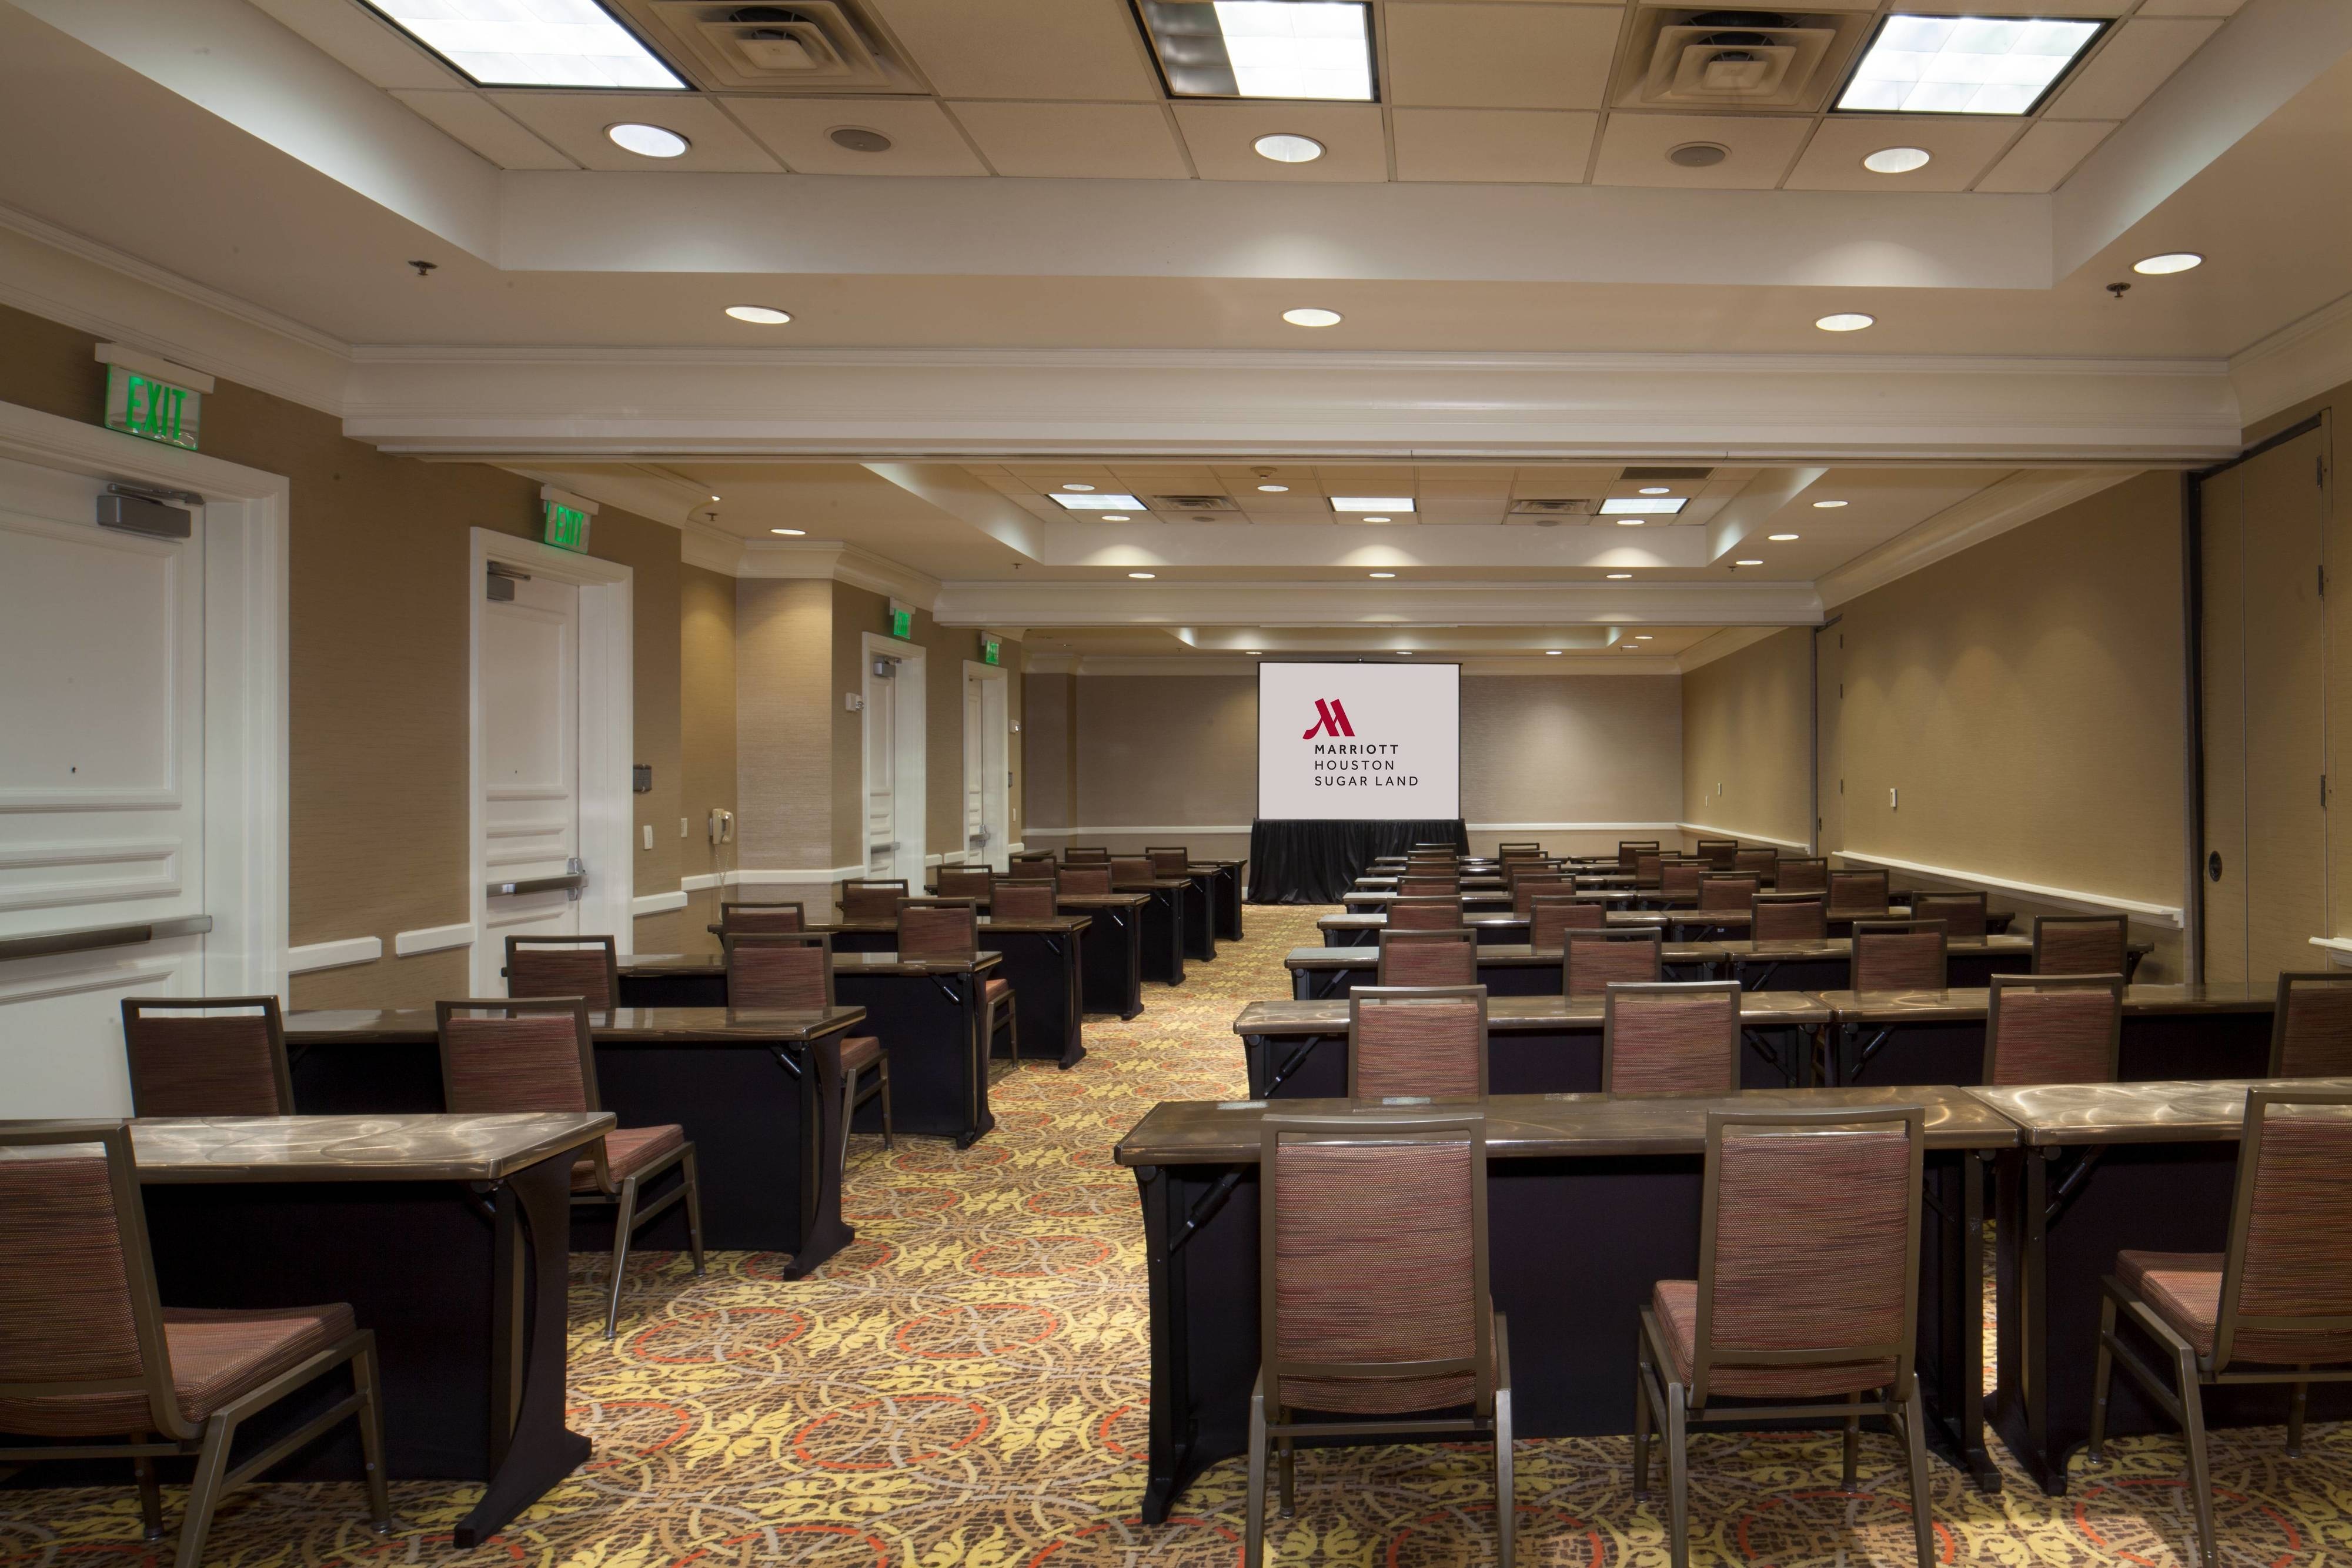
1246,818 -> 1468,904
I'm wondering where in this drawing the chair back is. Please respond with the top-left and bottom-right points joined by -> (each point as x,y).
1259,1112 -> 1494,1418
119,997 -> 292,1117
1733,848 -> 1778,881
934,865 -> 993,900
2210,1089 -> 2352,1372
2031,914 -> 2127,977
1398,875 -> 1459,897
0,1121 -> 188,1440
1695,838 -> 1738,870
1348,985 -> 1489,1100
1145,846 -> 1192,877
1404,854 -> 1459,872
435,997 -> 597,1115
1687,1106 -> 1925,1405
897,898 -> 980,960
719,901 -> 804,934
1602,981 -> 1742,1095
1982,973 -> 2122,1086
1510,872 -> 1571,917
1058,865 -> 1112,895
1387,896 -> 1464,931
1619,840 -> 1661,873
1826,869 -> 1889,919
1530,895 -> 1605,949
1910,891 -> 1987,941
1410,841 -> 1459,854
2269,972 -> 2352,1077
1752,893 -> 1827,942
1698,874 -> 1759,911
1775,857 -> 1829,895
505,934 -> 618,1009
1850,920 -> 1948,992
1564,928 -> 1663,999
1377,928 -> 1479,987
991,879 -> 1060,921
724,932 -> 834,1010
1661,860 -> 1706,901
1496,842 -> 1544,858
1633,851 -> 1664,888
1062,846 -> 1111,864
840,878 -> 910,921
1110,856 -> 1158,887
1009,849 -> 1058,870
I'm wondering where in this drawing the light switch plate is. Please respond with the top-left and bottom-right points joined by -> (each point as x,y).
642,824 -> 654,850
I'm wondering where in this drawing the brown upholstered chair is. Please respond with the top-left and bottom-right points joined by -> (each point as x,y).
1633,851 -> 1665,889
934,864 -> 993,900
2267,972 -> 2352,1077
725,934 -> 890,1170
1347,985 -> 1489,1100
840,878 -> 910,922
1410,841 -> 1459,853
505,934 -> 618,1009
1146,846 -> 1192,876
1010,849 -> 1058,868
1826,869 -> 1890,920
119,997 -> 293,1118
1496,841 -> 1544,858
1698,875 -> 1759,912
1530,895 -> 1605,950
1982,973 -> 2123,1086
0,1122 -> 391,1565
1398,875 -> 1461,897
1851,920 -> 1948,992
1911,891 -> 1987,941
1109,855 -> 1159,888
1377,928 -> 1479,987
2089,1089 -> 2352,1568
719,900 -> 804,934
897,898 -> 1019,1061
1695,838 -> 1738,870
1603,981 -> 1743,1095
1636,1106 -> 1935,1568
1775,857 -> 1829,895
1405,855 -> 1459,874
1062,845 -> 1111,864
1752,893 -> 1828,942
1733,847 -> 1778,881
435,997 -> 703,1338
1661,861 -> 1707,902
1248,1112 -> 1511,1568
2033,914 -> 2129,977
1060,865 -> 1113,895
1565,928 -> 1663,999
1508,872 -> 1570,914
1387,896 -> 1465,931
1619,840 -> 1661,873
991,879 -> 1060,921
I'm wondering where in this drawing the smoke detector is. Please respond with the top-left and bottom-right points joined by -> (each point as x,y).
1616,8 -> 1868,111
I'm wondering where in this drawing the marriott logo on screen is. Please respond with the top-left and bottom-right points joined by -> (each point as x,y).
1302,697 -> 1412,786
1301,698 -> 1354,739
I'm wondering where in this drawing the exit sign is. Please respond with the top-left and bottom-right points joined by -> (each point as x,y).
890,607 -> 913,639
982,636 -> 1001,666
105,365 -> 201,450
543,500 -> 592,553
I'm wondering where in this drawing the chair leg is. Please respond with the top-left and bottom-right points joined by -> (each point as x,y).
133,1453 -> 165,1540
1843,1390 -> 1862,1489
1632,1326 -> 1653,1497
604,1176 -> 640,1340
354,1338 -> 392,1532
878,1057 -> 894,1150
1666,1380 -> 1690,1568
840,1059 -> 860,1186
1245,1376 -> 1269,1568
680,1146 -> 706,1278
1277,1430 -> 1294,1517
1900,1375 -> 1936,1568
2088,1292 -> 2118,1462
1495,1388 -> 1516,1568
174,1415 -> 237,1568
2288,1378 -> 2309,1457
2177,1347 -> 2216,1568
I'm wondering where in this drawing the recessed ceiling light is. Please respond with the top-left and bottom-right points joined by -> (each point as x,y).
1332,497 -> 1415,513
1838,15 -> 2103,116
1606,573 -> 1633,580
726,305 -> 791,325
1063,483 -> 1095,492
770,527 -> 804,536
1247,649 -> 1264,654
2133,252 -> 2204,276
1601,497 -> 1688,515
1813,500 -> 1849,509
1616,520 -> 1645,527
1369,571 -> 1397,579
364,0 -> 687,89
1283,307 -> 1344,327
1053,493 -> 1147,510
1735,559 -> 1765,567
1545,649 -> 1563,655
1102,514 -> 1132,521
1395,649 -> 1413,654
1815,313 -> 1875,332
1257,483 -> 1289,493
1128,571 -> 1157,579
1254,132 -> 1327,163
1138,1 -> 1375,101
1862,146 -> 1932,174
1639,486 -> 1672,495
1635,634 -> 1654,641
710,494 -> 721,502
1768,533 -> 1801,541
1362,516 -> 1392,523
607,122 -> 689,158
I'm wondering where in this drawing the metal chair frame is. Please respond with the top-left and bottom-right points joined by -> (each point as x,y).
723,932 -> 892,1172
2265,971 -> 2352,1076
718,900 -> 806,933
504,933 -> 620,1010
120,996 -> 294,1117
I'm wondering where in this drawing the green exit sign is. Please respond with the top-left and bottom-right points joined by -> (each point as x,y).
890,607 -> 913,639
982,636 -> 1001,666
543,500 -> 592,553
105,365 -> 201,450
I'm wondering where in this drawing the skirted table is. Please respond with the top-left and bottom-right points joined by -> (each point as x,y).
1247,818 -> 1469,903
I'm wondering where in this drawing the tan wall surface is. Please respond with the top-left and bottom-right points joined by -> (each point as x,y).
737,579 -> 836,874
1681,630 -> 1814,848
1023,674 -> 1077,832
831,582 -> 889,869
679,564 -> 738,944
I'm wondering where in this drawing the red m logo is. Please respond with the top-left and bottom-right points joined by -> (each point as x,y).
1301,698 -> 1355,740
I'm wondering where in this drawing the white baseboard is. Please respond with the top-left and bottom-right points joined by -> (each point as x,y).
737,864 -> 868,885
288,936 -> 382,974
632,890 -> 688,917
1023,825 -> 1252,836
393,922 -> 473,958
1676,822 -> 1811,852
1468,821 -> 1684,833
1835,848 -> 2184,928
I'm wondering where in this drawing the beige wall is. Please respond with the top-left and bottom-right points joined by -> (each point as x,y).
1023,674 -> 1077,832
1461,674 -> 1682,855
1681,629 -> 1814,850
737,579 -> 837,878
679,564 -> 738,943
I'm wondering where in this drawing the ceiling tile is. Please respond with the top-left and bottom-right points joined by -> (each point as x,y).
248,0 -> 457,90
726,98 -> 987,175
869,0 -> 1162,101
1592,113 -> 1810,189
1391,108 -> 1596,182
1385,5 -> 1624,111
1783,116 -> 2020,192
391,91 -> 576,170
2043,18 -> 2223,121
949,102 -> 1190,177
1170,103 -> 1389,181
486,93 -> 783,172
1972,119 -> 2116,193
2133,0 -> 2245,13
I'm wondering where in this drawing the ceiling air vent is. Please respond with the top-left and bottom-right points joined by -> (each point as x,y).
1506,498 -> 1599,525
1621,466 -> 1713,480
1614,8 -> 1871,112
1149,494 -> 1242,516
624,1 -> 925,92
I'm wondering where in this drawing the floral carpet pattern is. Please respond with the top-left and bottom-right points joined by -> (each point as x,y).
4,905 -> 2341,1566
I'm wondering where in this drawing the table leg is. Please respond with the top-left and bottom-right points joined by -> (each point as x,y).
781,1035 -> 855,1279
1137,1164 -> 1199,1525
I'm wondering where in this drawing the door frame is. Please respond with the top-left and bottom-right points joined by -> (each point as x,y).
469,527 -> 633,990
0,398 -> 287,999
962,659 -> 1010,868
861,631 -> 926,878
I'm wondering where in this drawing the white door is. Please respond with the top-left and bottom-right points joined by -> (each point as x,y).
964,669 -> 1009,872
866,657 -> 899,877
477,571 -> 582,992
0,457 -> 207,1115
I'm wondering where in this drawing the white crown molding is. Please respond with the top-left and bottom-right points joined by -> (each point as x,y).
1676,625 -> 1798,674
1817,469 -> 2141,610
681,521 -> 745,576
736,540 -> 941,608
2230,287 -> 2352,429
1835,848 -> 2183,928
931,579 -> 1823,628
1677,821 -> 1809,852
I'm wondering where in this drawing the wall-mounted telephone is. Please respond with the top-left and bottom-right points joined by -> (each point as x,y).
707,808 -> 735,845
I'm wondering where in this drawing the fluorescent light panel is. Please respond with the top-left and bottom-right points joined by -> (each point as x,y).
364,0 -> 687,89
1331,496 -> 1414,512
1838,15 -> 2103,115
1599,497 -> 1688,515
1053,493 -> 1148,510
1137,1 -> 1375,101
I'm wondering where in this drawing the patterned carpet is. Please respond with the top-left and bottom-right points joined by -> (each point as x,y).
4,906 -> 2340,1566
